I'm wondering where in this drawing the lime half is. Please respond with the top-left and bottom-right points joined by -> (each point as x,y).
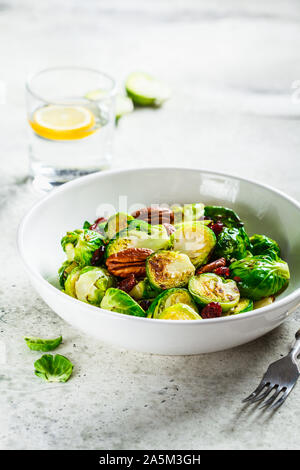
125,72 -> 170,107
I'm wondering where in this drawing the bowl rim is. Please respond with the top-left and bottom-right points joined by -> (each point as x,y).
18,166 -> 300,325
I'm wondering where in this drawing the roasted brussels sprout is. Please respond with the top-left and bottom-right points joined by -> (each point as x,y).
171,203 -> 204,224
250,234 -> 280,257
188,273 -> 240,312
157,303 -> 202,320
129,278 -> 161,300
204,206 -> 243,228
170,222 -> 216,267
58,260 -> 78,288
64,266 -> 81,297
100,288 -> 146,317
61,229 -> 105,266
253,296 -> 275,309
214,227 -> 250,261
74,266 -> 114,305
106,223 -> 170,257
146,250 -> 195,290
104,212 -> 134,239
226,298 -> 253,315
229,255 -> 290,300
147,288 -> 198,318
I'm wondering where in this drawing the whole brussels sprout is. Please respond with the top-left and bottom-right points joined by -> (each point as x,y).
214,227 -> 250,261
204,206 -> 243,228
147,288 -> 198,318
170,222 -> 216,267
250,234 -> 280,257
74,266 -> 115,305
157,303 -> 202,320
171,203 -> 204,224
100,288 -> 146,317
61,229 -> 105,266
146,250 -> 195,290
229,255 -> 290,300
188,273 -> 240,312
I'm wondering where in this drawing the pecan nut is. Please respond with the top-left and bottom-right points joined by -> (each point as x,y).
132,206 -> 174,225
106,248 -> 153,278
196,257 -> 226,275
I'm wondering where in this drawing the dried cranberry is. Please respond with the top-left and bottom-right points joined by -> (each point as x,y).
209,221 -> 224,235
139,300 -> 152,311
90,217 -> 107,231
214,266 -> 230,278
201,302 -> 222,319
90,246 -> 105,265
233,276 -> 241,282
117,274 -> 137,294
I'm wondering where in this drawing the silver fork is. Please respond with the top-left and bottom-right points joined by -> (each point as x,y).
243,329 -> 300,410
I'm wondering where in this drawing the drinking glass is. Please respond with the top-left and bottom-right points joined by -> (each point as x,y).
26,66 -> 116,191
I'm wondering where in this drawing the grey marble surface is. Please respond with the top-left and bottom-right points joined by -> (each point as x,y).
1,0 -> 300,450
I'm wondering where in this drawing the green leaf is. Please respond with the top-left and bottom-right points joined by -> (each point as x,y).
34,354 -> 73,383
24,336 -> 63,352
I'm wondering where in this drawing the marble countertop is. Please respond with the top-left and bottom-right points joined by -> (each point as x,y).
1,0 -> 300,450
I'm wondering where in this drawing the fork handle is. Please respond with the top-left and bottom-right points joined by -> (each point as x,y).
290,329 -> 300,361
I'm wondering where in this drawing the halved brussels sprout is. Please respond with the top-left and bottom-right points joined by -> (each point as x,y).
105,223 -> 170,257
170,222 -> 216,267
61,229 -> 105,266
100,288 -> 146,317
250,234 -> 280,257
229,255 -> 290,300
74,266 -> 114,305
104,212 -> 134,239
171,203 -> 204,224
147,288 -> 198,318
188,273 -> 240,312
146,250 -> 195,290
214,227 -> 250,261
105,238 -> 134,258
129,278 -> 161,300
58,260 -> 78,288
204,206 -> 243,228
64,266 -> 81,297
157,303 -> 202,320
226,298 -> 253,315
253,296 -> 275,309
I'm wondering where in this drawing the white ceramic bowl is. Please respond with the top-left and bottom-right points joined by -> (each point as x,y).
18,168 -> 300,354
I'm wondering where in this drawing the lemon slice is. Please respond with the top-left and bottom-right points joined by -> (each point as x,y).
30,105 -> 96,140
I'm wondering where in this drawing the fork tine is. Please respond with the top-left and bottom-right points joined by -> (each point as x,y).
242,380 -> 267,403
270,385 -> 294,410
258,385 -> 281,409
250,383 -> 274,403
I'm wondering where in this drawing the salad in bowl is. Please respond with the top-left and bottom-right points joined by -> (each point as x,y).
58,202 -> 290,321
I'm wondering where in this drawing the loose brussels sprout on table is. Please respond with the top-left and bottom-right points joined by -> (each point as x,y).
58,202 -> 290,320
